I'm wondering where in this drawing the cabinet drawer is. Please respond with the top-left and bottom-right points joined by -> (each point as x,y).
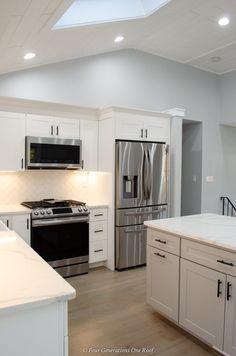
90,208 -> 107,221
181,239 -> 236,277
89,221 -> 107,241
89,240 -> 107,263
147,229 -> 180,256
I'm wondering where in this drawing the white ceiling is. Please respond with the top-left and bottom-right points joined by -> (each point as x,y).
1,0 -> 236,75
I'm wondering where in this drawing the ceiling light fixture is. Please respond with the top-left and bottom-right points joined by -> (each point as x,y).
218,17 -> 230,26
24,52 -> 36,60
114,35 -> 125,43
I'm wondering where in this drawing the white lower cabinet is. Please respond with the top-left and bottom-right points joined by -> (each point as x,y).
224,275 -> 236,356
147,245 -> 179,322
0,214 -> 30,245
179,259 -> 225,349
147,228 -> 236,355
89,207 -> 108,264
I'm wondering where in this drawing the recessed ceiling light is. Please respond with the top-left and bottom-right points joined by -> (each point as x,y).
218,17 -> 230,26
210,56 -> 222,63
24,52 -> 36,60
114,35 -> 125,43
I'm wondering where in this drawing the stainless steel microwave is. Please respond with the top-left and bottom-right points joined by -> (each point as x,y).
25,136 -> 82,169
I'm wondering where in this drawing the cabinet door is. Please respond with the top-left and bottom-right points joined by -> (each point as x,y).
224,275 -> 236,356
0,112 -> 25,171
115,117 -> 144,140
26,115 -> 54,137
0,215 -> 11,228
11,214 -> 30,245
54,118 -> 80,139
80,120 -> 98,171
147,245 -> 179,322
180,259 -> 225,350
144,117 -> 170,142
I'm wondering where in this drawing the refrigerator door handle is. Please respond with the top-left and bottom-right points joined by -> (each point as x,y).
124,207 -> 166,216
141,148 -> 147,199
146,149 -> 151,199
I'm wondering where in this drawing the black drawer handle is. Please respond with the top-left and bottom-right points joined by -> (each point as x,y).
217,279 -> 222,298
155,239 -> 166,244
217,259 -> 234,267
94,230 -> 103,233
94,214 -> 103,217
154,252 -> 166,258
94,249 -> 103,253
227,282 -> 232,301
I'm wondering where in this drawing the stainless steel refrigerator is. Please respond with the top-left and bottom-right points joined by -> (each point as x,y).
115,140 -> 168,270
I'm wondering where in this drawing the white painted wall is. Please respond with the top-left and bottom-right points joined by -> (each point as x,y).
0,49 -> 223,212
181,122 -> 202,216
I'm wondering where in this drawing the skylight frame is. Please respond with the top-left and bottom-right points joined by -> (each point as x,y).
53,0 -> 172,30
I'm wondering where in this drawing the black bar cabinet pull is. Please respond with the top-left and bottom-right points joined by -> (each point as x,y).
56,126 -> 59,136
141,129 -> 143,138
145,129 -> 148,138
95,214 -> 103,217
155,239 -> 167,244
51,125 -> 53,135
227,282 -> 232,301
21,158 -> 24,169
217,259 -> 234,267
154,252 -> 166,258
94,249 -> 103,253
217,279 -> 222,298
6,219 -> 9,228
94,230 -> 103,233
82,160 -> 84,169
27,218 -> 29,230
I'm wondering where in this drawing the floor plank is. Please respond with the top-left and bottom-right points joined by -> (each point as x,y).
68,267 -> 220,356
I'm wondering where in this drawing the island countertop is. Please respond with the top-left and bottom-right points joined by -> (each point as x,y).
0,229 -> 76,315
144,213 -> 236,253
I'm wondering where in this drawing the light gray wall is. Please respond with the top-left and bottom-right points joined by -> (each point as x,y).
181,122 -> 202,216
220,125 -> 236,205
219,70 -> 236,125
0,49 -> 223,212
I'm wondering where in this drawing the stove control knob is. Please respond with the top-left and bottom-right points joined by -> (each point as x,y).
40,210 -> 45,215
46,209 -> 51,214
34,211 -> 39,216
83,206 -> 88,212
78,207 -> 82,212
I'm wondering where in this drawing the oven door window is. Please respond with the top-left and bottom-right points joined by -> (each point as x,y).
30,143 -> 80,165
31,222 -> 88,262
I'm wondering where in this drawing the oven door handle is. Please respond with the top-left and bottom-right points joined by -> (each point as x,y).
32,216 -> 89,227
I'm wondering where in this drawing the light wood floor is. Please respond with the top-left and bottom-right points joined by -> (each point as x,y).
68,267 -> 220,356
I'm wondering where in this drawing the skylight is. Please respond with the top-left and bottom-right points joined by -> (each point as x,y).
53,0 -> 172,30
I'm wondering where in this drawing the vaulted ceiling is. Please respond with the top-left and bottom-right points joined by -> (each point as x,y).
1,0 -> 236,75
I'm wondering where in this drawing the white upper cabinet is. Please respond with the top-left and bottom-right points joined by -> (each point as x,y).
26,115 -> 54,138
144,117 -> 170,142
0,112 -> 26,171
26,115 -> 80,139
80,120 -> 98,171
115,116 -> 144,141
54,118 -> 80,139
115,113 -> 170,142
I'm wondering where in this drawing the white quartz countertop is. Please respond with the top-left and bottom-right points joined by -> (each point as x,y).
145,214 -> 236,253
0,230 -> 76,314
0,204 -> 31,215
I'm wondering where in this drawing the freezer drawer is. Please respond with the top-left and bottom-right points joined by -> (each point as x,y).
116,205 -> 167,227
116,225 -> 147,270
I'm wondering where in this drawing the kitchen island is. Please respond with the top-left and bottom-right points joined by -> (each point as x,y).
0,222 -> 75,356
145,214 -> 236,356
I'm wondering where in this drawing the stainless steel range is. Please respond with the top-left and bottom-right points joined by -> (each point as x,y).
21,199 -> 89,278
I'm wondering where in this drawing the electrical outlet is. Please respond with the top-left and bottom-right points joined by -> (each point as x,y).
206,176 -> 214,183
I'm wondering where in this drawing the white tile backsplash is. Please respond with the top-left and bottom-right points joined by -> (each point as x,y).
0,171 -> 111,205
